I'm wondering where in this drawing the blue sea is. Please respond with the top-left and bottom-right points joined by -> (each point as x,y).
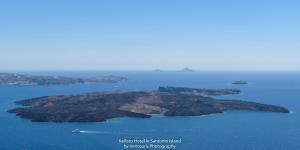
0,71 -> 299,150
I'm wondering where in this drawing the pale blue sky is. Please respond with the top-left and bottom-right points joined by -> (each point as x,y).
0,0 -> 299,70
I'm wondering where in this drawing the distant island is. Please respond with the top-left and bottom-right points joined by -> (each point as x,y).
178,67 -> 196,72
232,80 -> 248,85
8,86 -> 289,122
153,68 -> 196,72
154,69 -> 164,72
0,73 -> 127,86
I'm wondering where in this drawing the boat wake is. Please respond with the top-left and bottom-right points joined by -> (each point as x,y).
78,130 -> 107,134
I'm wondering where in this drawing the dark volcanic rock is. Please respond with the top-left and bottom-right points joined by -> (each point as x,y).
8,87 -> 289,122
158,86 -> 240,96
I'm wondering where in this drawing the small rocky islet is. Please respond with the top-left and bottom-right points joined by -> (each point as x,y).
232,80 -> 248,85
8,86 -> 289,122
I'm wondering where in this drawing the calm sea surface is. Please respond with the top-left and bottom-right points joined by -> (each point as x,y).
0,71 -> 299,150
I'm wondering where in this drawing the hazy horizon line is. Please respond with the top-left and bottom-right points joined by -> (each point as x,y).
1,69 -> 300,72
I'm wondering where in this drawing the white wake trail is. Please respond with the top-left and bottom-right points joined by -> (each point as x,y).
79,130 -> 107,134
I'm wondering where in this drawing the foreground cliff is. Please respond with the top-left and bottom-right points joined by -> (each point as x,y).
8,87 -> 289,122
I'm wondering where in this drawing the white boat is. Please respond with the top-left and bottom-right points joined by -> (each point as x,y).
72,129 -> 81,133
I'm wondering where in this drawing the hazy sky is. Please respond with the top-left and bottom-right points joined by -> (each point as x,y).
0,0 -> 300,70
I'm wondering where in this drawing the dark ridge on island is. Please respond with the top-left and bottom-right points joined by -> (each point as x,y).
8,86 -> 289,122
158,86 -> 240,96
0,73 -> 127,85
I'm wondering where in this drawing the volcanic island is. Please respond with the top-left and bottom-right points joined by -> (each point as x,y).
8,86 -> 289,122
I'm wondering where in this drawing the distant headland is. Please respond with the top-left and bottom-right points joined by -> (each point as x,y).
0,73 -> 127,86
8,86 -> 289,122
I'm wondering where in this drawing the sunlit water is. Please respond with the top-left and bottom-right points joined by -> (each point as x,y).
0,71 -> 299,150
